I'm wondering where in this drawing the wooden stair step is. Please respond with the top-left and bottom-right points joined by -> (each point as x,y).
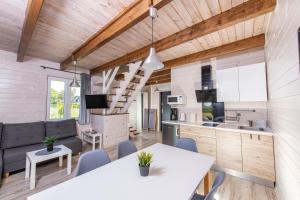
115,74 -> 125,81
136,70 -> 145,77
117,65 -> 129,74
130,78 -> 140,84
126,87 -> 135,91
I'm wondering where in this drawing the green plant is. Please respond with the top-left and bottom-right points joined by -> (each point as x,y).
43,136 -> 57,146
138,151 -> 153,167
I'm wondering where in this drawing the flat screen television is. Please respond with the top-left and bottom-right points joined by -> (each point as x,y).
195,89 -> 217,102
85,95 -> 109,109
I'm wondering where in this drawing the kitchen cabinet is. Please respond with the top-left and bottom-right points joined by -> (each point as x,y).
239,63 -> 267,101
241,133 -> 275,181
216,67 -> 239,102
216,130 -> 242,171
180,125 -> 216,159
216,62 -> 267,102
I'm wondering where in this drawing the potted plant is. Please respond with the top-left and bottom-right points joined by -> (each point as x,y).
43,136 -> 57,152
137,151 -> 153,177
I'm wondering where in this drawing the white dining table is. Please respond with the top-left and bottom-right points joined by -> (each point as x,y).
27,143 -> 215,200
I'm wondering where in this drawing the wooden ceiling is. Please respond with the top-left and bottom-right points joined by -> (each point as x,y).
0,0 -> 275,78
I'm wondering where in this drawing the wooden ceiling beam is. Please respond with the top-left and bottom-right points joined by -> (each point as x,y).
60,0 -> 172,70
150,69 -> 171,78
146,78 -> 171,85
17,0 -> 44,62
163,34 -> 265,70
145,34 -> 264,85
91,0 -> 275,74
148,74 -> 170,82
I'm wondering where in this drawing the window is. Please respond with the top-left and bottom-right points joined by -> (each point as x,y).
47,77 -> 80,120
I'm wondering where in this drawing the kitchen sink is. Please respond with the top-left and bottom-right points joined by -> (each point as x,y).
238,126 -> 265,131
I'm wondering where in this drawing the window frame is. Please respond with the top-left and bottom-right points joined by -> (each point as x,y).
47,76 -> 80,120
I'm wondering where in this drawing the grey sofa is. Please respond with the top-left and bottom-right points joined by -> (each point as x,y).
0,119 -> 82,184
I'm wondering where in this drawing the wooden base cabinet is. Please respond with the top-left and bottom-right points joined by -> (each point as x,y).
241,133 -> 275,181
216,130 -> 243,171
180,125 -> 275,182
180,125 -> 216,159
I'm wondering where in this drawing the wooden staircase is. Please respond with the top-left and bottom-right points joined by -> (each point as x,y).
91,61 -> 154,114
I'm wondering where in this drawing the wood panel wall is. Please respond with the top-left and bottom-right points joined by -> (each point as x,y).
0,50 -> 75,123
265,0 -> 300,199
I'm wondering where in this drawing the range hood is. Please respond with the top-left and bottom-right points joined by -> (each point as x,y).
195,65 -> 217,102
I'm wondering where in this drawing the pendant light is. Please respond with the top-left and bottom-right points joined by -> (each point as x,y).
70,56 -> 80,88
143,5 -> 164,70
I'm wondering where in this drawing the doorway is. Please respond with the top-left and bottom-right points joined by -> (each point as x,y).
160,91 -> 171,131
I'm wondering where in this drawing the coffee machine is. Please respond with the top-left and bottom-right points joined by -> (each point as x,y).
170,108 -> 178,121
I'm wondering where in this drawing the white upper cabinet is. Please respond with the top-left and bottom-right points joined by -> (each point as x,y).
216,62 -> 267,102
238,63 -> 267,102
216,67 -> 239,102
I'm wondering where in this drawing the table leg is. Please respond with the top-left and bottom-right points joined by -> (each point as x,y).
30,162 -> 36,190
92,136 -> 95,151
59,156 -> 63,167
204,171 -> 212,195
25,156 -> 30,178
67,153 -> 72,175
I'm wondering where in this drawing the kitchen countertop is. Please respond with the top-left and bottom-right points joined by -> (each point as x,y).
162,120 -> 273,136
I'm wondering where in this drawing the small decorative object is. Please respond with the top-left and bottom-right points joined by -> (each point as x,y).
137,151 -> 153,177
43,136 -> 57,152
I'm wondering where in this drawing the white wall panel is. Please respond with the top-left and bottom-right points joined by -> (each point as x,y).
0,50 -> 76,123
265,0 -> 300,199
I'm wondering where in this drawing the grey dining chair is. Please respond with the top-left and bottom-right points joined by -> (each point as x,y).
192,171 -> 226,200
75,149 -> 111,177
118,140 -> 137,159
175,138 -> 198,153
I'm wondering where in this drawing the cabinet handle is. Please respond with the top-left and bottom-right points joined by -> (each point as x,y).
258,135 -> 261,140
250,134 -> 252,140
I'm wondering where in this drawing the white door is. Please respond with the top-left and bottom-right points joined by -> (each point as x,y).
238,63 -> 267,102
216,67 -> 239,102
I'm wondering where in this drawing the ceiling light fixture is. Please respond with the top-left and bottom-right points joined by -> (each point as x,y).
70,56 -> 80,88
143,5 -> 164,70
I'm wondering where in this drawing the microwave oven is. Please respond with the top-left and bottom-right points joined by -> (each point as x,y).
167,95 -> 185,105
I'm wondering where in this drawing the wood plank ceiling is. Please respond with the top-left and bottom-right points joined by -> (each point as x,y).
0,0 -> 275,81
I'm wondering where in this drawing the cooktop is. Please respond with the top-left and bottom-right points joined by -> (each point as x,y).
201,123 -> 219,127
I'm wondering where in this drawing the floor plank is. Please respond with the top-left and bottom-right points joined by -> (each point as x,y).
0,131 -> 276,200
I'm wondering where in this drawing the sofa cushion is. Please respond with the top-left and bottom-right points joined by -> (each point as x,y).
1,122 -> 45,149
56,137 -> 82,155
3,143 -> 44,164
45,119 -> 77,140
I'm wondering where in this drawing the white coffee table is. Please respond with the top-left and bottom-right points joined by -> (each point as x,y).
25,145 -> 72,190
81,131 -> 103,150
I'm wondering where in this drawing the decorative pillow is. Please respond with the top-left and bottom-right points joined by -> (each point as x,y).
1,121 -> 45,149
45,119 -> 77,140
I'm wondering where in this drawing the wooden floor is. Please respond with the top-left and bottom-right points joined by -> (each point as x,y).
0,131 -> 276,200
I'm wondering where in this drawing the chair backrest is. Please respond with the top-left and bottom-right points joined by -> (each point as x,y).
175,138 -> 198,153
118,140 -> 137,159
75,150 -> 111,176
204,172 -> 226,200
